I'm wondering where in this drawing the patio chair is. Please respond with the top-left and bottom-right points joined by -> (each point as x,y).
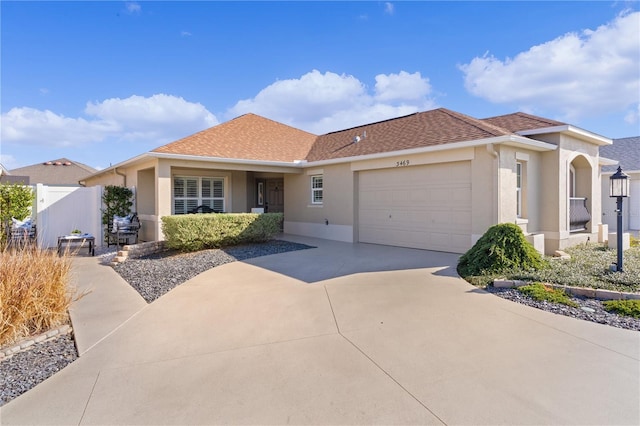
5,217 -> 37,249
107,213 -> 141,247
188,205 -> 221,214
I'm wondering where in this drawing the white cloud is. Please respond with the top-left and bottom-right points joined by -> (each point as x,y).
181,31 -> 192,37
1,94 -> 218,148
227,69 -> 436,134
624,103 -> 640,124
375,71 -> 431,102
0,154 -> 19,170
125,2 -> 141,14
460,11 -> 640,120
384,2 -> 394,15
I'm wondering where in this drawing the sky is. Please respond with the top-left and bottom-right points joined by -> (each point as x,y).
1,1 -> 639,172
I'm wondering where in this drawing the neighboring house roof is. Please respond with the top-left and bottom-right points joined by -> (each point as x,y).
482,112 -> 566,133
9,158 -> 98,185
600,136 -> 640,173
153,113 -> 317,162
306,108 -> 514,162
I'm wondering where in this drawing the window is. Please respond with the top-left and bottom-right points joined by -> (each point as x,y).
516,162 -> 523,218
173,176 -> 225,214
311,175 -> 323,204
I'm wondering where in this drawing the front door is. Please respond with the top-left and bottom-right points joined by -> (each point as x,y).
265,179 -> 284,213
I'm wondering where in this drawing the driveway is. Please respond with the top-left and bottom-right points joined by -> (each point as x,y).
1,236 -> 638,425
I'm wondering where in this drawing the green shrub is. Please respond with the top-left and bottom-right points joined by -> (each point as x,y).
161,213 -> 283,251
602,299 -> 640,318
517,282 -> 579,307
0,182 -> 35,247
101,185 -> 134,225
457,223 -> 546,277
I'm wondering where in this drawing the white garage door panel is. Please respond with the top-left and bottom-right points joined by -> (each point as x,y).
630,180 -> 639,230
358,162 -> 472,253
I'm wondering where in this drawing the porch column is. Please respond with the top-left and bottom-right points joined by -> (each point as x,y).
156,160 -> 172,241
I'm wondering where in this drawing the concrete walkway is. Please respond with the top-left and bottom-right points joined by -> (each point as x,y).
1,236 -> 639,425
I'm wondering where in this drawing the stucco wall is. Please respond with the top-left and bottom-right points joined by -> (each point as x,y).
284,163 -> 355,242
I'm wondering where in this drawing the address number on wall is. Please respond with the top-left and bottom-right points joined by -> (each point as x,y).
395,160 -> 410,167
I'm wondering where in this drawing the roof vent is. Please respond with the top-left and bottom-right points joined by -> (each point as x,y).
44,161 -> 53,165
352,130 -> 367,144
63,162 -> 71,166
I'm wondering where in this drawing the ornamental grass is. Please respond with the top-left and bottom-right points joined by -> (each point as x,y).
0,247 -> 73,347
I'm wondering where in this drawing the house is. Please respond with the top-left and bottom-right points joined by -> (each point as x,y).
0,162 -> 30,184
82,108 -> 612,255
600,136 -> 640,237
9,158 -> 97,186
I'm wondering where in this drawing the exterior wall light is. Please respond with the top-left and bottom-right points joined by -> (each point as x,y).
609,166 -> 629,272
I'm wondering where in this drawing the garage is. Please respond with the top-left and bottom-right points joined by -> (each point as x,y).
358,161 -> 472,253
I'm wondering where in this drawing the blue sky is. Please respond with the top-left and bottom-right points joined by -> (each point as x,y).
1,1 -> 639,171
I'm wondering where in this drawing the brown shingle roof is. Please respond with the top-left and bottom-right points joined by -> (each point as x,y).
152,113 -> 317,162
482,112 -> 566,133
305,108 -> 513,162
9,158 -> 97,185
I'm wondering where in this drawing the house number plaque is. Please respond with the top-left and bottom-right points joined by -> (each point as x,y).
395,160 -> 410,167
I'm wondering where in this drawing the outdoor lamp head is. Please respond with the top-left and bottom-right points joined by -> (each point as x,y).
609,166 -> 629,198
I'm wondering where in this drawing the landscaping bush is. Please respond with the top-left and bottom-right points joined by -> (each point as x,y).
161,213 -> 283,252
602,299 -> 640,318
0,247 -> 73,346
457,223 -> 546,277
0,182 -> 35,248
517,282 -> 578,307
101,185 -> 134,226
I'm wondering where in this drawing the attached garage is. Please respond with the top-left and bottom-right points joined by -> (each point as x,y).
358,161 -> 472,253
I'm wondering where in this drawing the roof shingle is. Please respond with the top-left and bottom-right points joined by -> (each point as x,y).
305,108 -> 513,162
9,158 -> 97,185
600,136 -> 640,172
482,112 -> 566,133
153,113 -> 317,162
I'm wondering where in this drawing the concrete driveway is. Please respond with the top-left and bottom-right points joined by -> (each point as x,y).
1,236 -> 638,425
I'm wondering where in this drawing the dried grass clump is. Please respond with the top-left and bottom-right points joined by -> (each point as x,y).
0,247 -> 73,347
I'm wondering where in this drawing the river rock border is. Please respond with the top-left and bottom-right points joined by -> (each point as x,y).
0,324 -> 73,361
493,279 -> 640,301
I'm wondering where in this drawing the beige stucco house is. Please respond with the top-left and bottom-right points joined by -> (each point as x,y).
82,108 -> 612,255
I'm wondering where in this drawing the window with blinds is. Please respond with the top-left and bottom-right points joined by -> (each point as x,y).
173,177 -> 225,214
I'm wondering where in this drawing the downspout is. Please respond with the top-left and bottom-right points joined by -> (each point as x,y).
486,144 -> 500,224
114,168 -> 127,187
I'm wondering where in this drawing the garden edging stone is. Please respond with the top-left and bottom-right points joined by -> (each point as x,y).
492,279 -> 640,300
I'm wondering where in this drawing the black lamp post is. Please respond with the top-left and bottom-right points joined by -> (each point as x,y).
609,166 -> 629,272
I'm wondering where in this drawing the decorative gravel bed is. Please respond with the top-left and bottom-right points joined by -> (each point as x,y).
0,334 -> 77,406
114,240 -> 314,303
485,286 -> 640,331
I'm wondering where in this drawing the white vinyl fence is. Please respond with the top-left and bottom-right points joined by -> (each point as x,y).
34,184 -> 103,248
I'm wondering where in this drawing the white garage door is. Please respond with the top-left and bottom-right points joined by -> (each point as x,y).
358,161 -> 472,253
630,179 -> 640,230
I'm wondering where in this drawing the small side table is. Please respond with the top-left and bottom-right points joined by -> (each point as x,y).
57,234 -> 95,256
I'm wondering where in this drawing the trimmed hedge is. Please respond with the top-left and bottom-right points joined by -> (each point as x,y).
161,213 -> 283,252
457,223 -> 546,277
